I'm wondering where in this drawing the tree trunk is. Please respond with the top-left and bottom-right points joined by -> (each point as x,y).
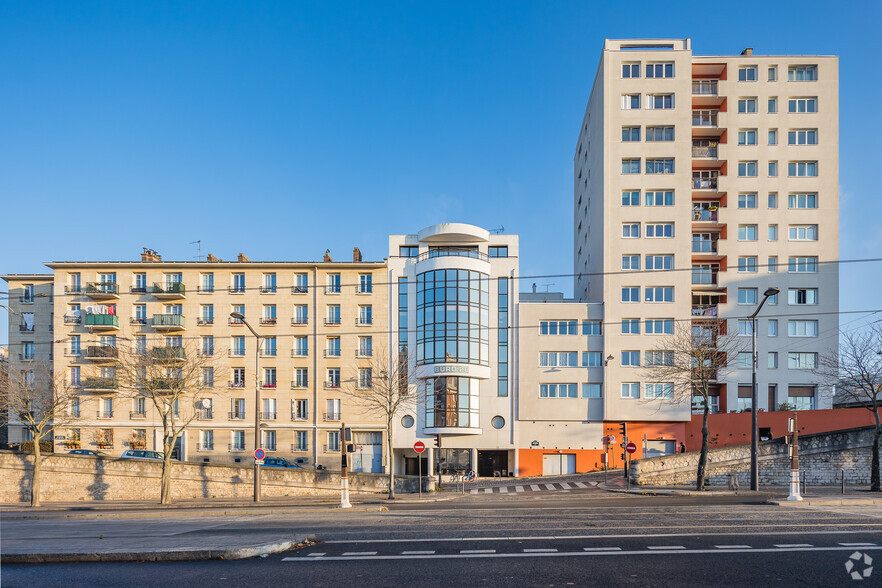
31,440 -> 42,507
696,403 -> 710,491
872,410 -> 881,492
387,420 -> 395,499
160,435 -> 173,505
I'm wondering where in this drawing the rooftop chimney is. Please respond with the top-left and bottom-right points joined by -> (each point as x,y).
323,249 -> 333,262
741,48 -> 753,56
532,283 -> 537,293
141,248 -> 162,262
353,247 -> 362,262
237,253 -> 251,262
206,253 -> 219,263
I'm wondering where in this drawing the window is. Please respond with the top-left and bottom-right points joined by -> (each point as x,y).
788,288 -> 818,305
622,319 -> 640,335
646,62 -> 674,78
737,351 -> 752,368
768,97 -> 777,113
645,383 -> 674,399
540,320 -> 578,335
645,158 -> 674,174
488,246 -> 508,258
262,273 -> 277,293
738,225 -> 758,241
738,161 -> 757,177
231,273 -> 245,293
262,368 -> 277,388
262,304 -> 277,324
768,66 -> 778,81
644,286 -> 674,303
768,352 -> 778,369
788,320 -> 819,337
737,98 -> 757,113
294,273 -> 309,293
539,383 -> 577,398
738,193 -> 757,209
200,430 -> 214,450
768,256 -> 778,273
622,158 -> 640,173
263,337 -> 277,357
327,431 -> 341,452
293,398 -> 308,421
539,351 -> 579,367
232,431 -> 245,450
202,367 -> 214,387
645,190 -> 673,206
201,336 -> 214,356
358,305 -> 373,325
622,62 -> 640,78
582,320 -> 602,335
768,319 -> 778,337
358,368 -> 372,389
622,190 -> 640,206
231,336 -> 245,357
622,94 -> 640,109
69,366 -> 81,386
200,273 -> 214,293
788,256 -> 818,273
769,161 -> 778,177
788,65 -> 818,81
645,351 -> 673,366
646,223 -> 674,238
788,161 -> 818,177
134,304 -> 147,324
738,320 -> 754,336
622,351 -> 640,367
293,336 -> 308,356
788,193 -> 817,209
769,129 -> 778,145
326,337 -> 341,357
788,97 -> 817,113
647,94 -> 674,109
769,225 -> 778,241
738,256 -> 758,273
358,336 -> 373,357
326,273 -> 341,294
622,126 -> 641,141
293,429 -> 308,450
738,129 -> 757,145
327,369 -> 341,389
788,386 -> 816,410
738,66 -> 757,81
293,368 -> 309,389
359,274 -> 373,293
621,383 -> 640,399
622,223 -> 640,238
326,305 -> 341,324
645,318 -> 674,335
621,286 -> 640,302
788,129 -> 818,145
788,225 -> 818,241
582,384 -> 602,398
293,305 -> 308,325
646,255 -> 674,270
622,255 -> 640,270
646,126 -> 674,141
788,352 -> 818,369
738,288 -> 758,305
582,352 -> 603,367
399,245 -> 419,258
69,273 -> 81,292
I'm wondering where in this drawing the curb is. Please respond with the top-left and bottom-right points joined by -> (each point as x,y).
1,505 -> 387,521
768,498 -> 882,506
600,485 -> 768,497
2,535 -> 309,564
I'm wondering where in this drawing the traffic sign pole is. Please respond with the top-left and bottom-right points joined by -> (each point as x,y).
414,441 -> 425,497
340,422 -> 351,508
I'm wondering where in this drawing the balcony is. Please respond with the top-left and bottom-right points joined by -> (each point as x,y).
692,80 -> 718,95
260,383 -> 278,390
197,318 -> 214,326
64,316 -> 81,325
323,411 -> 341,422
691,305 -> 719,318
228,287 -> 246,295
96,411 -> 114,420
692,208 -> 720,223
228,444 -> 246,452
325,286 -> 342,295
19,324 -> 35,332
85,314 -> 120,331
692,177 -> 719,191
196,410 -> 213,421
228,349 -> 246,358
130,317 -> 147,326
151,346 -> 186,363
259,286 -> 277,294
291,381 -> 308,390
151,378 -> 181,395
229,317 -> 244,326
152,314 -> 185,331
130,411 -> 147,420
291,286 -> 308,294
324,381 -> 340,390
196,285 -> 214,294
692,110 -> 719,127
130,286 -> 148,294
291,349 -> 309,358
323,349 -> 341,358
228,411 -> 246,420
691,267 -> 720,288
84,377 -> 118,393
291,413 -> 308,422
291,318 -> 308,326
65,285 -> 82,294
152,283 -> 186,300
229,380 -> 246,389
259,349 -> 277,358
259,317 -> 277,326
84,282 -> 120,300
356,317 -> 373,326
323,444 -> 341,453
196,443 -> 214,451
85,345 -> 118,362
691,145 -> 718,159
260,411 -> 277,420
324,318 -> 341,326
356,350 -> 373,359
416,248 -> 490,263
692,239 -> 720,254
290,443 -> 308,452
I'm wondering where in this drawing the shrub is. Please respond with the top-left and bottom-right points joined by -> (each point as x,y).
20,440 -> 54,453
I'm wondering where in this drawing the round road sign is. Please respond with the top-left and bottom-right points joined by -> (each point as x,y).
254,448 -> 265,460
625,442 -> 638,454
413,441 -> 426,453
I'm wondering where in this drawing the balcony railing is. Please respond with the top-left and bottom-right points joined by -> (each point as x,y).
229,349 -> 246,357
86,345 -> 118,361
691,269 -> 720,286
260,411 -> 277,420
691,80 -> 718,95
196,410 -> 213,420
96,411 -> 114,420
229,381 -> 246,389
325,286 -> 342,295
260,383 -> 277,390
260,317 -> 277,326
130,317 -> 147,325
291,349 -> 309,358
291,286 -> 308,294
19,296 -> 34,304
151,347 -> 186,362
130,411 -> 147,419
692,177 -> 718,190
198,349 -> 214,358
692,238 -> 719,253
228,286 -> 246,295
196,443 -> 214,451
417,248 -> 489,263
291,318 -> 308,326
291,380 -> 308,390
692,110 -> 719,127
228,411 -> 246,420
197,318 -> 214,326
324,318 -> 341,326
65,285 -> 82,294
324,381 -> 340,390
324,349 -> 341,358
323,444 -> 341,453
152,282 -> 186,298
85,314 -> 120,329
229,317 -> 244,326
259,286 -> 277,294
259,349 -> 277,358
19,324 -> 35,332
19,353 -> 34,361
356,350 -> 373,358
152,314 -> 185,329
228,444 -> 246,452
692,208 -> 719,222
692,305 -> 719,317
291,413 -> 308,421
84,377 -> 119,391
130,286 -> 147,294
691,146 -> 718,158
323,411 -> 341,422
356,317 -> 373,326
196,285 -> 214,294
64,316 -> 81,325
290,443 -> 308,452
84,282 -> 119,297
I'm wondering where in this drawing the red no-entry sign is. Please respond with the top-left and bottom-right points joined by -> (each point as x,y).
413,441 -> 426,453
625,442 -> 637,454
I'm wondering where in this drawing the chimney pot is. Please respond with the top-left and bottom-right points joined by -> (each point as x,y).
353,247 -> 362,262
323,249 -> 333,263
741,47 -> 753,56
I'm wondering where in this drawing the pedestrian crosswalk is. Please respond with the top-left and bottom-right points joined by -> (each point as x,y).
469,480 -> 595,494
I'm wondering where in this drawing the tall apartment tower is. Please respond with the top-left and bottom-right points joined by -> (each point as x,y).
574,39 -> 838,415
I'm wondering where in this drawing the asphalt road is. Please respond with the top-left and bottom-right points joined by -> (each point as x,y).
5,487 -> 882,586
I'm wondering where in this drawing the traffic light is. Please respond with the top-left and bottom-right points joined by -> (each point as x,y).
618,422 -> 627,438
433,434 -> 441,448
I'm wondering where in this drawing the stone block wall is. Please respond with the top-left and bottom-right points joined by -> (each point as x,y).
0,451 -> 419,503
631,427 -> 875,487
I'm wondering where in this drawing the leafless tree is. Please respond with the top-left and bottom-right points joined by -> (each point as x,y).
340,345 -> 418,499
642,320 -> 743,491
0,359 -> 77,506
816,323 -> 882,491
116,337 -> 222,504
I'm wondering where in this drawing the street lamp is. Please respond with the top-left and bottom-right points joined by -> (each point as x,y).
230,311 -> 262,502
748,287 -> 779,491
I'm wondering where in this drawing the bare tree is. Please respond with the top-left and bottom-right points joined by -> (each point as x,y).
816,323 -> 882,491
340,345 -> 418,499
642,320 -> 743,491
0,359 -> 77,506
116,337 -> 222,504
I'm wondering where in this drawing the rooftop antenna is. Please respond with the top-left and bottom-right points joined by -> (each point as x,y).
489,226 -> 504,234
190,240 -> 203,261
542,283 -> 555,293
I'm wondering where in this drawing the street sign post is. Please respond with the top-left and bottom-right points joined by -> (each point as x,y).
414,441 -> 426,497
413,441 -> 426,453
254,459 -> 265,466
625,442 -> 637,454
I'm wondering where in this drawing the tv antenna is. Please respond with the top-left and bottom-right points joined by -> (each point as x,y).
190,240 -> 203,261
489,226 -> 504,234
542,283 -> 555,293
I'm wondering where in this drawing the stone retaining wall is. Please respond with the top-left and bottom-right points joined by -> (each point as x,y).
0,451 -> 419,503
631,427 -> 875,487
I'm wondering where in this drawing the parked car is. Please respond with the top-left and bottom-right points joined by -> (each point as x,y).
67,449 -> 105,457
120,449 -> 164,461
262,457 -> 301,469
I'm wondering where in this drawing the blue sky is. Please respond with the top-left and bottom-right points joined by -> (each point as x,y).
2,1 -> 881,345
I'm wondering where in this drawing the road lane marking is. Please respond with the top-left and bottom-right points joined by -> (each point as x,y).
483,488 -> 493,494
401,550 -> 435,555
715,545 -> 752,549
470,489 -> 478,494
515,486 -> 524,492
306,553 -> 326,557
524,548 -> 558,553
530,485 -> 541,491
774,544 -> 813,548
559,483 -> 572,490
342,552 -> 377,556
583,547 -> 622,551
461,549 -> 495,554
647,546 -> 686,550
544,484 -> 556,490
839,542 -> 876,546
574,482 -> 588,489
499,487 -> 509,493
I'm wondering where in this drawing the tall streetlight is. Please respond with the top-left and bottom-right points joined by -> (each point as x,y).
748,287 -> 779,491
230,311 -> 262,502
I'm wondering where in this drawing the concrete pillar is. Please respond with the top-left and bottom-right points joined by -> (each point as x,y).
471,448 -> 478,475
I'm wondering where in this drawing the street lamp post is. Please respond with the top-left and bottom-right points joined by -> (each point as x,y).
748,287 -> 779,491
231,312 -> 261,502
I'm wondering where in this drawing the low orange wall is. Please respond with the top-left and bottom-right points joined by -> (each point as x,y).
684,408 -> 877,451
517,449 -> 605,478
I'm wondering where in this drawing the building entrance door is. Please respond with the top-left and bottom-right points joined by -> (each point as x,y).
352,432 -> 383,473
542,453 -> 576,475
477,450 -> 509,477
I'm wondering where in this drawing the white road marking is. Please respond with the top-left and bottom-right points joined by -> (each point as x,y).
544,484 -> 556,490
524,548 -> 558,553
515,486 -> 524,492
715,545 -> 752,549
342,552 -> 377,556
583,547 -> 622,551
839,542 -> 876,546
306,553 -> 326,557
470,489 -> 478,494
774,544 -> 813,548
461,549 -> 495,554
574,482 -> 588,489
499,487 -> 509,493
401,550 -> 435,555
483,487 -> 493,494
559,482 -> 572,490
530,484 -> 541,491
647,546 -> 686,550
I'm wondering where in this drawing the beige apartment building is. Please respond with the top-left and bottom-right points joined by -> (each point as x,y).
574,39 -> 839,417
4,248 -> 390,470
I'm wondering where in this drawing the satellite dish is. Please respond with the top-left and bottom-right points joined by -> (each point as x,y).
200,399 -> 211,409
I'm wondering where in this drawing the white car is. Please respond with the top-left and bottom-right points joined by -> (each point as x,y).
120,449 -> 164,460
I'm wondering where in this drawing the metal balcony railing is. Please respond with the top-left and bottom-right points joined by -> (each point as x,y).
357,350 -> 373,358
291,286 -> 308,294
228,381 -> 246,389
323,349 -> 341,358
691,80 -> 718,95
323,411 -> 341,422
86,345 -> 118,360
323,444 -> 341,453
324,318 -> 341,326
151,347 -> 186,362
152,314 -> 185,329
691,146 -> 718,158
228,444 -> 246,452
228,411 -> 246,420
324,381 -> 340,390
196,443 -> 214,451
417,248 -> 489,263
691,305 -> 719,317
291,349 -> 309,357
290,443 -> 308,452
96,411 -> 114,419
259,286 -> 277,294
291,318 -> 308,326
130,317 -> 147,325
197,318 -> 214,326
692,177 -> 719,190
692,110 -> 719,127
130,411 -> 147,419
196,410 -> 214,420
85,282 -> 119,296
228,349 -> 246,357
692,209 -> 719,222
152,282 -> 186,296
260,317 -> 277,326
259,349 -> 277,358
84,377 -> 119,391
64,316 -> 81,325
356,317 -> 373,326
85,315 -> 120,328
291,380 -> 308,389
291,413 -> 308,422
260,411 -> 277,420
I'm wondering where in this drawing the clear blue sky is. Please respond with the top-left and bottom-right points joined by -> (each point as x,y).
2,1 -> 881,345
